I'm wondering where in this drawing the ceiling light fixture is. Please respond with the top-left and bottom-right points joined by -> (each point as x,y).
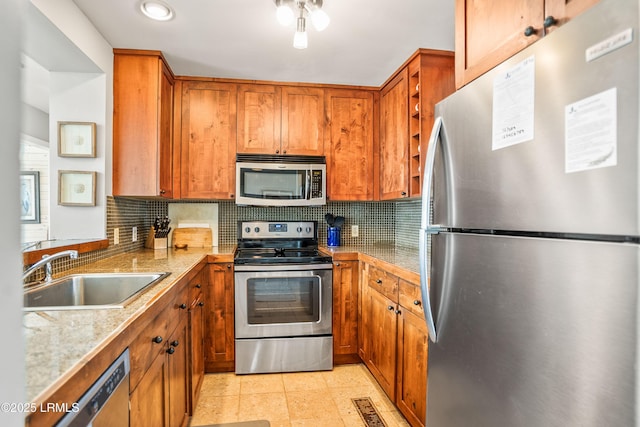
275,0 -> 330,49
140,0 -> 175,21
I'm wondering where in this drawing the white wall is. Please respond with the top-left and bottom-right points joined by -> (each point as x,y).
30,0 -> 114,239
1,0 -> 25,425
49,72 -> 106,239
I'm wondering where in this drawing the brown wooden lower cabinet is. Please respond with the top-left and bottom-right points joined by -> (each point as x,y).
332,260 -> 360,363
130,311 -> 189,427
396,305 -> 429,427
188,268 -> 207,414
360,262 -> 428,427
204,262 -> 235,372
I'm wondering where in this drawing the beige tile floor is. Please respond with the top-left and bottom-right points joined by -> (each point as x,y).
189,363 -> 411,427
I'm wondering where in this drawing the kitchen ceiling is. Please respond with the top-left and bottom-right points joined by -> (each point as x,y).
71,0 -> 455,87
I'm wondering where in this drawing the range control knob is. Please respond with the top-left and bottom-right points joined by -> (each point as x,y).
305,227 -> 312,233
296,227 -> 303,233
254,227 -> 260,233
245,227 -> 251,233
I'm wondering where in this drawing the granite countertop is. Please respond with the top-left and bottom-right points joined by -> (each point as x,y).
24,245 -> 235,403
321,244 -> 420,275
24,242 -> 419,404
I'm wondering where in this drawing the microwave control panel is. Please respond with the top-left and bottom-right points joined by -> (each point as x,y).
311,170 -> 323,197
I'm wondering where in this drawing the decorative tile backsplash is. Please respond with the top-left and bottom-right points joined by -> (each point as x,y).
35,196 -> 422,275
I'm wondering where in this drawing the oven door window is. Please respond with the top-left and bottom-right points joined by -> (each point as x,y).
239,167 -> 307,200
246,276 -> 319,324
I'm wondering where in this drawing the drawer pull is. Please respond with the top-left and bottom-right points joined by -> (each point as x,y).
170,340 -> 179,347
166,347 -> 175,355
413,300 -> 421,306
152,336 -> 163,344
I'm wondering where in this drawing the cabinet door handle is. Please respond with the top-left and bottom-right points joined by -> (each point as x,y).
198,301 -> 205,307
335,262 -> 341,267
195,283 -> 201,288
413,300 -> 421,306
276,149 -> 280,154
159,189 -> 166,195
524,26 -> 537,37
171,340 -> 179,347
152,336 -> 163,344
387,305 -> 394,311
376,279 -> 382,284
543,16 -> 557,28
227,264 -> 232,269
401,191 -> 407,196
179,303 -> 187,309
166,347 -> 175,355
395,309 -> 402,315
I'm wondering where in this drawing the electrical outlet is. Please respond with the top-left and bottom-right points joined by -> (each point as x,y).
114,228 -> 120,245
351,225 -> 359,237
132,226 -> 138,242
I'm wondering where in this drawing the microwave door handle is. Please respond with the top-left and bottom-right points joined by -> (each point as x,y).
305,170 -> 311,200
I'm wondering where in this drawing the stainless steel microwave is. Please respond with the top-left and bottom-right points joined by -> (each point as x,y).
235,154 -> 326,206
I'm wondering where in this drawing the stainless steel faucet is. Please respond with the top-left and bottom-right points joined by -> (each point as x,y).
22,250 -> 79,283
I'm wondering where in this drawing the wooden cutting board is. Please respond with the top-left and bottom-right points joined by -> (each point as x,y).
171,227 -> 212,248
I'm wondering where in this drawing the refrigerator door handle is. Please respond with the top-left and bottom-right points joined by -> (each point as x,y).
419,115 -> 447,343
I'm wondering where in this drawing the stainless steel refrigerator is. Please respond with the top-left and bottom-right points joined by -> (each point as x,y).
419,0 -> 639,425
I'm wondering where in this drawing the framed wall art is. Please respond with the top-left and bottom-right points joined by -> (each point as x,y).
58,121 -> 96,157
58,170 -> 96,206
20,171 -> 40,223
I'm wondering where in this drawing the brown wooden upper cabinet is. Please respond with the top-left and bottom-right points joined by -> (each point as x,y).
113,49 -> 174,198
379,50 -> 455,201
177,80 -> 237,200
380,69 -> 409,200
455,0 -> 600,88
237,84 -> 325,156
324,89 -> 377,201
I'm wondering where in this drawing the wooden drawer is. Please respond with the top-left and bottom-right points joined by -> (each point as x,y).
130,291 -> 189,391
129,307 -> 172,391
189,275 -> 204,304
367,265 -> 399,302
399,279 -> 424,317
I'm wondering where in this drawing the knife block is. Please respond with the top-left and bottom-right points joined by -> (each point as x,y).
145,227 -> 168,250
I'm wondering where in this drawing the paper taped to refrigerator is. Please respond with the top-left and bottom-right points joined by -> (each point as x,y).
492,56 -> 535,150
565,87 -> 617,173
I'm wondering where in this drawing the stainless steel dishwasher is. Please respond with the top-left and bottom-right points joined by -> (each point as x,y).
56,348 -> 130,426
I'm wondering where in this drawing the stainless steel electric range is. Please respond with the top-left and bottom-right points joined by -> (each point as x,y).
234,220 -> 333,374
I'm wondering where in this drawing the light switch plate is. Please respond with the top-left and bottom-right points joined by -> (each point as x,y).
114,228 -> 120,245
351,225 -> 359,237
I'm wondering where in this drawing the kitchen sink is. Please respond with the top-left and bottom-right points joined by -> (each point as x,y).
23,272 -> 171,311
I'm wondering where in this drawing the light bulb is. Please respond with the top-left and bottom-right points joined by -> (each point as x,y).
310,9 -> 330,31
276,4 -> 294,26
293,30 -> 308,49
